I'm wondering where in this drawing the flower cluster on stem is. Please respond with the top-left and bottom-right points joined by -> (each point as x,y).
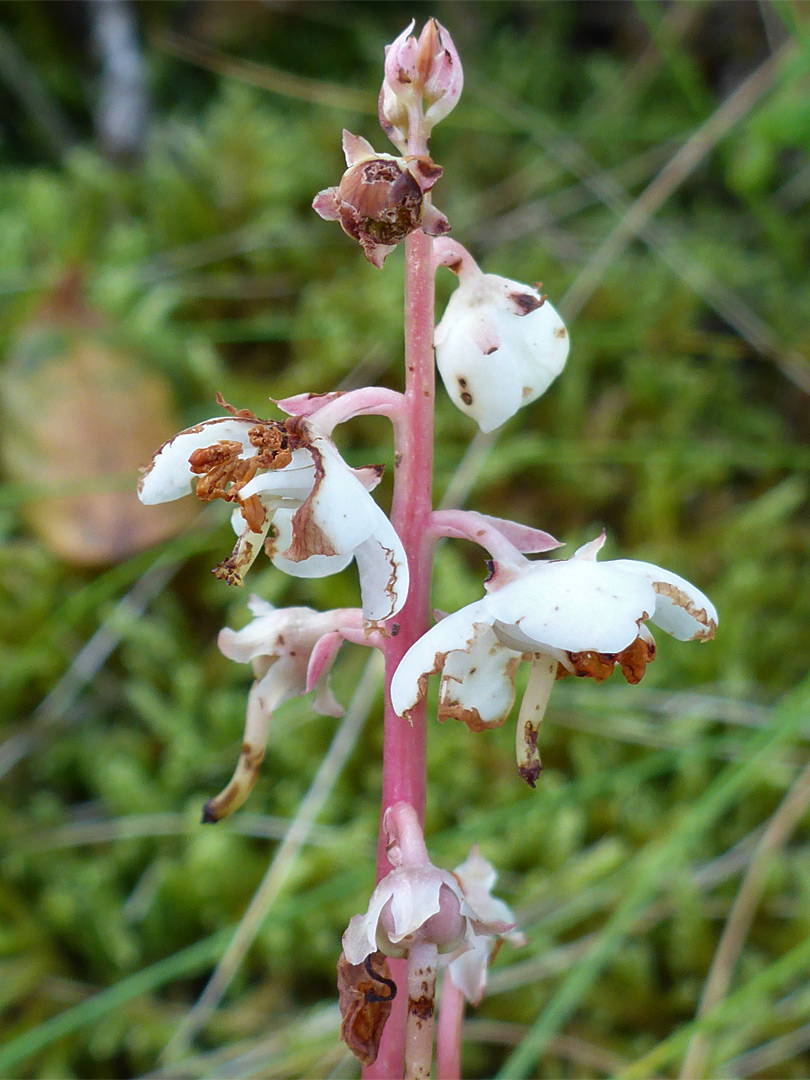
136,18 -> 717,1080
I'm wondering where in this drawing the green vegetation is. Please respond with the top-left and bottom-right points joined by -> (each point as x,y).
1,2 -> 809,1076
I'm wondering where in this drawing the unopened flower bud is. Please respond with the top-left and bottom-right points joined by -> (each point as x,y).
313,131 -> 449,267
380,19 -> 463,152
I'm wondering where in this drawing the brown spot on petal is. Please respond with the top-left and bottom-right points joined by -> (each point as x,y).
338,951 -> 396,1067
438,702 -> 503,732
508,290 -> 544,315
554,326 -> 567,338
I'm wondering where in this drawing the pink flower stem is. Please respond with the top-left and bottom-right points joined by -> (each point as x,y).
362,226 -> 436,1080
436,975 -> 464,1080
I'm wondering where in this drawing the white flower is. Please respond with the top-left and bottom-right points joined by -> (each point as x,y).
447,847 -> 526,1005
204,597 -> 372,822
137,402 -> 408,622
342,803 -> 511,965
391,533 -> 717,785
433,238 -> 569,432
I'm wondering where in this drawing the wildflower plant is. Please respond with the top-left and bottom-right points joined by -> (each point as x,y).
138,18 -> 717,1079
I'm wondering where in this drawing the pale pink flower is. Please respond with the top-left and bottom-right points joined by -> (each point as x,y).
379,19 -> 463,152
342,803 -> 511,965
447,847 -> 526,1005
203,597 -> 374,822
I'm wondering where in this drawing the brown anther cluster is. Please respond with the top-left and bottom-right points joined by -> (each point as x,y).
187,417 -> 311,533
248,423 -> 294,471
189,441 -> 257,504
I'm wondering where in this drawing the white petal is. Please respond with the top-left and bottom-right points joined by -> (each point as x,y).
387,867 -> 443,943
506,295 -> 569,406
251,655 -> 307,713
238,449 -> 316,502
306,435 -> 383,553
268,508 -> 354,578
218,614 -> 285,665
487,560 -> 657,654
342,878 -> 396,965
435,305 -> 524,432
137,417 -> 255,504
439,624 -> 519,729
435,275 -> 568,432
390,601 -> 494,715
352,503 -> 410,621
448,937 -> 490,1005
609,559 -> 718,641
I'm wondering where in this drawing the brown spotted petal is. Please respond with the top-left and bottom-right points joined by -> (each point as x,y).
438,622 -> 520,732
608,559 -> 718,641
392,534 -> 716,744
434,262 -> 569,432
391,600 -> 496,719
240,430 -> 409,622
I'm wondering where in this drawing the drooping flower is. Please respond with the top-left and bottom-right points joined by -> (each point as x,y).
391,533 -> 717,785
447,847 -> 526,1006
342,803 -> 512,966
204,597 -> 376,822
379,19 -> 463,152
137,398 -> 408,622
313,131 -> 449,267
433,238 -> 569,432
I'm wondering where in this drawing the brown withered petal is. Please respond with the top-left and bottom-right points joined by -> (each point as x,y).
337,950 -> 397,1066
337,158 -> 423,248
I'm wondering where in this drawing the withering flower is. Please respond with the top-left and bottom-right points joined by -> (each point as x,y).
204,597 -> 374,822
342,803 -> 512,966
391,533 -> 717,785
313,131 -> 449,267
138,399 -> 408,621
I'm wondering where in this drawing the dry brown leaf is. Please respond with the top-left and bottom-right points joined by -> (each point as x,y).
0,273 -> 194,565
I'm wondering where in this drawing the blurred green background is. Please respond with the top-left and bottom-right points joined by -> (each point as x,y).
1,2 -> 809,1077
